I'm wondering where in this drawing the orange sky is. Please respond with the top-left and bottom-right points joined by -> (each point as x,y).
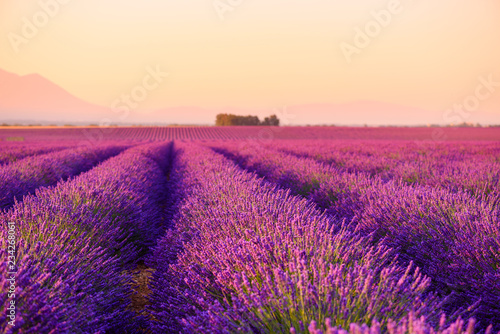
0,0 -> 499,124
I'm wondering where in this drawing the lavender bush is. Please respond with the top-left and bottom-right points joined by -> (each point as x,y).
0,144 -> 129,210
0,142 -> 174,333
147,143 -> 445,333
210,142 -> 500,330
0,143 -> 71,166
0,136 -> 498,333
272,140 -> 500,199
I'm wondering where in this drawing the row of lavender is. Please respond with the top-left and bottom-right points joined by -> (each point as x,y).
208,142 -> 500,331
146,143 -> 486,333
0,143 -> 71,166
0,142 -> 173,333
1,138 -> 497,332
0,144 -> 131,210
2,126 -> 500,142
269,140 -> 500,198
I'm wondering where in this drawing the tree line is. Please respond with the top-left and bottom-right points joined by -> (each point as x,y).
215,114 -> 280,126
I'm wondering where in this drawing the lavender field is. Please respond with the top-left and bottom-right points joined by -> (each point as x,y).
1,127 -> 499,334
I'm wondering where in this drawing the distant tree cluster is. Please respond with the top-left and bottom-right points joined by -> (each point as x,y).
215,114 -> 280,126
261,115 -> 280,126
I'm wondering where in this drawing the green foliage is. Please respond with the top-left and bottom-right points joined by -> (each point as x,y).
215,113 -> 280,126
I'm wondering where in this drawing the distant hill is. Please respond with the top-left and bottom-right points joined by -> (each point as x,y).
0,69 -> 110,124
1,69 -> 498,126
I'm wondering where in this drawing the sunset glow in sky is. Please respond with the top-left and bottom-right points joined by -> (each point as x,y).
0,0 -> 499,124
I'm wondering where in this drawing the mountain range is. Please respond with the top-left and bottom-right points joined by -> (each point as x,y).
1,69 -> 498,126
